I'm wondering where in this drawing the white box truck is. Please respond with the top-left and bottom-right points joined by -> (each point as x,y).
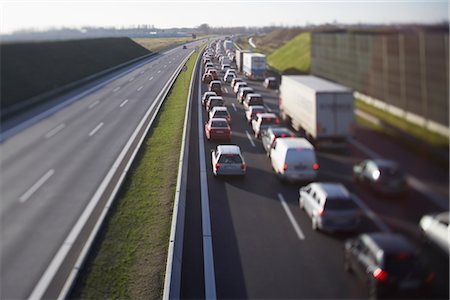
223,40 -> 233,51
243,53 -> 266,80
279,75 -> 355,145
236,49 -> 251,73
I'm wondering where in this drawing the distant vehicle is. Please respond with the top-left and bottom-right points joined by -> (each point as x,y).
243,53 -> 266,80
223,40 -> 233,51
420,212 -> 449,254
251,112 -> 279,138
237,87 -> 254,104
299,183 -> 361,232
203,57 -> 212,65
209,107 -> 231,123
243,93 -> 264,109
261,127 -> 295,155
221,63 -> 230,72
211,145 -> 246,176
202,73 -> 213,84
182,45 -> 187,49
209,80 -> 222,96
245,105 -> 267,124
231,77 -> 244,88
205,62 -> 214,69
204,118 -> 231,141
353,159 -> 408,195
269,138 -> 318,182
208,69 -> 219,80
202,91 -> 217,107
279,75 -> 355,146
234,81 -> 248,94
236,49 -> 252,72
264,77 -> 278,89
224,69 -> 236,77
206,96 -> 224,112
344,232 -> 435,299
223,72 -> 235,83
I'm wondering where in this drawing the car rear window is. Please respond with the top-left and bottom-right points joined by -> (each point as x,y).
218,154 -> 242,164
324,199 -> 358,210
274,130 -> 294,138
261,117 -> 278,125
211,120 -> 228,128
211,83 -> 221,88
285,149 -> 315,165
249,97 -> 263,104
379,167 -> 404,180
384,253 -> 416,275
214,111 -> 229,118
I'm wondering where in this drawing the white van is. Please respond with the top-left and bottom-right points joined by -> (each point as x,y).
269,138 -> 318,182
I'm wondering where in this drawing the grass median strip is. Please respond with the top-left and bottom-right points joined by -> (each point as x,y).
71,46 -> 203,299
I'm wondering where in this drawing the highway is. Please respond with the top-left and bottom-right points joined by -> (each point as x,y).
0,40 -> 203,299
180,49 -> 449,299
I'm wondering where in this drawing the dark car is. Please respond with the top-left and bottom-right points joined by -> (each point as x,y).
182,45 -> 187,49
353,159 -> 408,196
264,77 -> 278,89
209,80 -> 222,95
344,233 -> 435,299
261,127 -> 296,155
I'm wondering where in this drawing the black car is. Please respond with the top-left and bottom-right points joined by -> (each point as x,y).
353,159 -> 408,195
344,233 -> 435,299
261,127 -> 295,155
182,45 -> 187,49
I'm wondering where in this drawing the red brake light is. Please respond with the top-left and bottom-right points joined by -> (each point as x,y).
373,268 -> 388,282
215,163 -> 220,169
240,163 -> 246,170
318,207 -> 324,216
283,163 -> 288,171
425,272 -> 436,283
313,163 -> 319,170
281,133 -> 286,137
275,118 -> 279,124
267,117 -> 271,121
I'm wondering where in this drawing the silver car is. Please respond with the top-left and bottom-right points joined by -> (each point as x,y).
211,145 -> 246,176
299,183 -> 362,232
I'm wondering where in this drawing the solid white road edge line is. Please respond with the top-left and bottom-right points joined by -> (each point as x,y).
197,62 -> 217,300
19,169 -> 55,203
45,124 -> 65,139
245,130 -> 256,147
119,99 -> 129,108
30,51 -> 194,300
278,193 -> 305,240
88,122 -> 104,137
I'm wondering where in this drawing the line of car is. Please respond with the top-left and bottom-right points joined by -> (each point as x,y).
200,39 -> 449,299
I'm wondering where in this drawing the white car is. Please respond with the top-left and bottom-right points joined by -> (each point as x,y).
209,106 -> 231,123
205,62 -> 214,69
211,145 -> 246,176
251,113 -> 279,138
225,69 -> 236,77
221,63 -> 230,72
234,81 -> 248,94
223,72 -> 235,83
299,183 -> 361,232
245,105 -> 267,123
420,212 -> 449,254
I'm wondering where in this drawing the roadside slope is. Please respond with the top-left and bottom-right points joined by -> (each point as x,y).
267,32 -> 310,74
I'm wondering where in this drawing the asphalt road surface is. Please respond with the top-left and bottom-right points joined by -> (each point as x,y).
0,41 -> 203,299
180,54 -> 449,299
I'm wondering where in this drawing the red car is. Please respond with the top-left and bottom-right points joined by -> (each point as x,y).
205,118 -> 231,141
202,73 -> 213,84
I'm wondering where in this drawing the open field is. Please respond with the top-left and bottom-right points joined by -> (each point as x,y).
134,36 -> 199,52
70,45 -> 204,299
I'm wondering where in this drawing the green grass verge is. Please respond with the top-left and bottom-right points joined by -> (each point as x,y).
356,99 -> 449,147
267,32 -> 310,74
70,45 -> 204,299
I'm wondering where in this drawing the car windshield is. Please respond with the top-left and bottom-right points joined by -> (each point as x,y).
218,154 -> 242,164
211,120 -> 228,128
324,199 -> 358,210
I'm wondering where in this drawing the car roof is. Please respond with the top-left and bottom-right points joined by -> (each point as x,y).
247,93 -> 262,98
217,145 -> 241,154
204,91 -> 216,95
236,82 -> 247,86
250,105 -> 265,110
310,182 -> 350,198
241,87 -> 254,91
210,117 -> 228,123
266,77 -> 276,81
211,106 -> 228,112
361,233 -> 416,254
270,127 -> 293,134
276,137 -> 314,149
371,159 -> 399,168
258,113 -> 277,118
209,96 -> 223,100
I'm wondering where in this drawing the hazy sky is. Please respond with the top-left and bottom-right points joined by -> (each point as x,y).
1,0 -> 448,33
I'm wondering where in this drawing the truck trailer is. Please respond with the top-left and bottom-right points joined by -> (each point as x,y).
236,49 -> 251,73
242,53 -> 266,80
279,75 -> 355,145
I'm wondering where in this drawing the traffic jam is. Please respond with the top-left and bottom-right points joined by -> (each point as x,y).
197,38 -> 448,299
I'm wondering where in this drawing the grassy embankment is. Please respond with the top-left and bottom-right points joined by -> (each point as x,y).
267,32 -> 310,74
71,45 -> 205,299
